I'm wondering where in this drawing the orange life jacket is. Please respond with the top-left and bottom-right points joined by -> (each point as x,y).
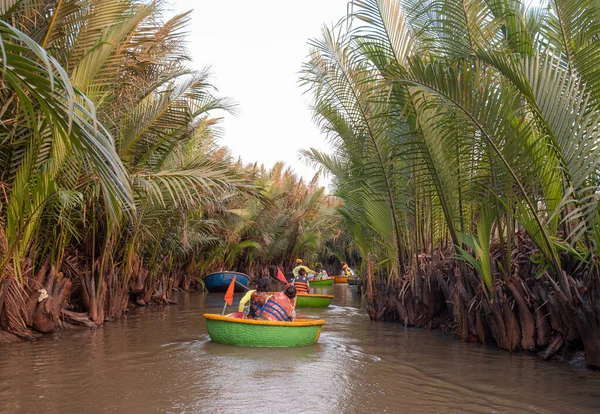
294,280 -> 309,293
254,293 -> 294,322
249,291 -> 271,318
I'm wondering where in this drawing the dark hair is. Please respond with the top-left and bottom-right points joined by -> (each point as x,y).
298,268 -> 306,276
256,277 -> 270,292
284,285 -> 297,299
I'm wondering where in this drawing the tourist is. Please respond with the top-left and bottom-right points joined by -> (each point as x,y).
293,268 -> 310,293
292,258 -> 316,278
284,285 -> 298,320
256,285 -> 297,322
315,263 -> 328,280
342,263 -> 352,278
237,277 -> 272,318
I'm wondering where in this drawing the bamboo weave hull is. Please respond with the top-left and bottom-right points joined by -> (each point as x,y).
308,278 -> 335,286
204,314 -> 325,347
203,272 -> 249,292
295,293 -> 334,308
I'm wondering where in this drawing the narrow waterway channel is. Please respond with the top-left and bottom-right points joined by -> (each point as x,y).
1,285 -> 599,413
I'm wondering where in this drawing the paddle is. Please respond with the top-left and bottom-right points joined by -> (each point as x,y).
234,280 -> 250,291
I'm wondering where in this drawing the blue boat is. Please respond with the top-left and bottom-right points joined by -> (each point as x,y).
203,271 -> 250,292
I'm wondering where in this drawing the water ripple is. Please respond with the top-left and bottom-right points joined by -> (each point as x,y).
0,286 -> 599,413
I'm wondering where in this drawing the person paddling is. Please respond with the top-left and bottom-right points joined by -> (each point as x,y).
292,258 -> 316,278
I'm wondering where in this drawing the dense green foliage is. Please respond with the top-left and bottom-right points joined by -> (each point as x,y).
190,161 -> 340,277
0,0 -> 337,337
303,0 -> 600,367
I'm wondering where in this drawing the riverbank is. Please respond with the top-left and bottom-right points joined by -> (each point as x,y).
1,287 -> 599,413
360,252 -> 599,369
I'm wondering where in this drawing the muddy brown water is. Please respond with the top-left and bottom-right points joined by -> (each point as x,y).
1,285 -> 599,413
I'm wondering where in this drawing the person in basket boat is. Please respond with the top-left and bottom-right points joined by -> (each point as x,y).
293,268 -> 310,293
237,277 -> 271,319
314,263 -> 328,280
342,263 -> 352,278
292,258 -> 316,279
237,279 -> 297,321
256,285 -> 297,322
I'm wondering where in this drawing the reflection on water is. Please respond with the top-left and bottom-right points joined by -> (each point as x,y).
0,285 -> 599,413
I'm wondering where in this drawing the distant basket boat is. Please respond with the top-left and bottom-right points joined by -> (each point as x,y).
203,271 -> 249,292
334,276 -> 349,284
203,314 -> 325,347
347,278 -> 359,286
308,277 -> 335,287
295,293 -> 334,308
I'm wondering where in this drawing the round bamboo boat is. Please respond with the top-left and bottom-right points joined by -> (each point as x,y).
203,314 -> 325,347
347,278 -> 359,286
334,276 -> 349,284
203,271 -> 249,292
295,293 -> 334,308
308,278 -> 335,287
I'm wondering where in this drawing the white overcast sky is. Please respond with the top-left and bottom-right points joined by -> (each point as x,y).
168,0 -> 350,185
167,0 -> 543,185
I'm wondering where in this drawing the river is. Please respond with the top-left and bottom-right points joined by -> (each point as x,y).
0,285 -> 599,413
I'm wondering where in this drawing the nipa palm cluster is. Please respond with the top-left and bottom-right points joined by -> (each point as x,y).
0,1 -> 338,341
303,0 -> 600,367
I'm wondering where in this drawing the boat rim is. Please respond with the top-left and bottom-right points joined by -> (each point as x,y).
296,293 -> 334,299
203,271 -> 250,278
204,313 -> 325,327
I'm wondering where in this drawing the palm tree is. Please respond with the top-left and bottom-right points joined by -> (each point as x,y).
0,1 -> 260,332
303,0 -> 600,367
192,161 -> 340,279
0,2 -> 134,335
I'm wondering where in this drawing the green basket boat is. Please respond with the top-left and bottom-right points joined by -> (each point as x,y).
295,293 -> 334,308
204,314 -> 325,347
308,278 -> 335,287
